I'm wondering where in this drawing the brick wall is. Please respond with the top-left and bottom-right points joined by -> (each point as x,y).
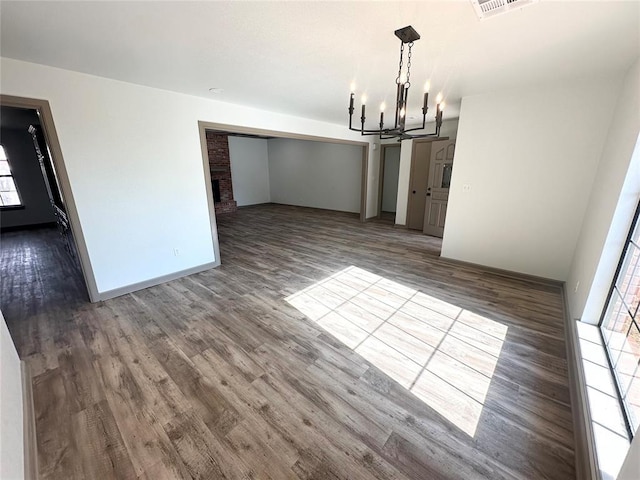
206,132 -> 237,215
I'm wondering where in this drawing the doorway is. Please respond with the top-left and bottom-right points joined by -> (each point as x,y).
378,144 -> 401,224
0,95 -> 96,305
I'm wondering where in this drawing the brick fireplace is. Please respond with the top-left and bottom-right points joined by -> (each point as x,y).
206,132 -> 237,215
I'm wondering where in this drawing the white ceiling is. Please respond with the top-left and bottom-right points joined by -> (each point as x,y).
1,1 -> 638,127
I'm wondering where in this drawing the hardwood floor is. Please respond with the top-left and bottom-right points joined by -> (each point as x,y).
1,205 -> 575,479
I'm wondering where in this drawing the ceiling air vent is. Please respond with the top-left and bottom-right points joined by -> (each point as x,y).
471,0 -> 538,20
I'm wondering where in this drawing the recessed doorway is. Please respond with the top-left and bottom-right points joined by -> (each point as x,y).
378,144 -> 401,225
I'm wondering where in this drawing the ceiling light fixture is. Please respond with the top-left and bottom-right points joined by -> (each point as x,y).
348,26 -> 443,141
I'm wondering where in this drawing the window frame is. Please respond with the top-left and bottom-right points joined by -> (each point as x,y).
0,144 -> 24,209
598,199 -> 640,439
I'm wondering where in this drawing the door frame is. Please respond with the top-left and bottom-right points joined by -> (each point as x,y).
0,94 -> 98,302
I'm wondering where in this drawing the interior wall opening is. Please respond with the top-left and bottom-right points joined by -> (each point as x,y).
0,104 -> 89,323
199,122 -> 369,223
0,97 -> 96,312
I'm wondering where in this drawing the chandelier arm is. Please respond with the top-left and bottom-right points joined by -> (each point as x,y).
349,126 -> 395,135
349,115 -> 442,136
402,124 -> 439,134
405,132 -> 448,140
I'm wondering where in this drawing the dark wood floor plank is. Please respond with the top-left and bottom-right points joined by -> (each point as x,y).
251,373 -> 413,480
91,344 -> 192,478
192,349 -> 301,467
225,420 -> 299,480
163,409 -> 254,480
57,329 -> 106,414
71,400 -> 137,480
148,334 -> 241,435
1,205 -> 577,479
32,368 -> 84,479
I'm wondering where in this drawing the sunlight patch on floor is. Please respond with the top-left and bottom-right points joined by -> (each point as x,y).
285,266 -> 508,437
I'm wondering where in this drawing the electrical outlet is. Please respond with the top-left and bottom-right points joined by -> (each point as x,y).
173,248 -> 180,257
574,281 -> 580,293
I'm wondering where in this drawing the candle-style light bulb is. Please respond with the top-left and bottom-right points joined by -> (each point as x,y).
380,102 -> 386,112
361,94 -> 367,105
440,102 -> 445,112
436,92 -> 443,104
350,82 -> 356,93
424,80 -> 431,93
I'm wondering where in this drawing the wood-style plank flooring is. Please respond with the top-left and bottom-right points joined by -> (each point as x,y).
1,205 -> 575,479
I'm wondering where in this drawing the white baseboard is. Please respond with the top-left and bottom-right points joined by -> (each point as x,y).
96,261 -> 219,302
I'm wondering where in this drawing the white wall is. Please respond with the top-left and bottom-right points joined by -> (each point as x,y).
381,146 -> 400,212
268,138 -> 362,213
394,118 -> 458,226
440,78 -> 620,281
228,136 -> 270,206
1,312 -> 24,480
0,126 -> 56,229
0,58 -> 374,294
567,59 -> 640,322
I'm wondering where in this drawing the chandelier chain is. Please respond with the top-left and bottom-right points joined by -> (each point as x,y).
396,42 -> 404,84
406,42 -> 413,88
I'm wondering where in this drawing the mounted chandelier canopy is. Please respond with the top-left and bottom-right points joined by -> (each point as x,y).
348,26 -> 444,141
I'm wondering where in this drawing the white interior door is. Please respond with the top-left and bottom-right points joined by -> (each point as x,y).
423,140 -> 455,238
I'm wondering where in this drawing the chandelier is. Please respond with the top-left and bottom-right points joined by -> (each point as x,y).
348,26 -> 444,141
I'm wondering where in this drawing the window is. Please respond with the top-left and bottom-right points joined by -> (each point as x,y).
0,145 -> 22,207
600,200 -> 640,436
